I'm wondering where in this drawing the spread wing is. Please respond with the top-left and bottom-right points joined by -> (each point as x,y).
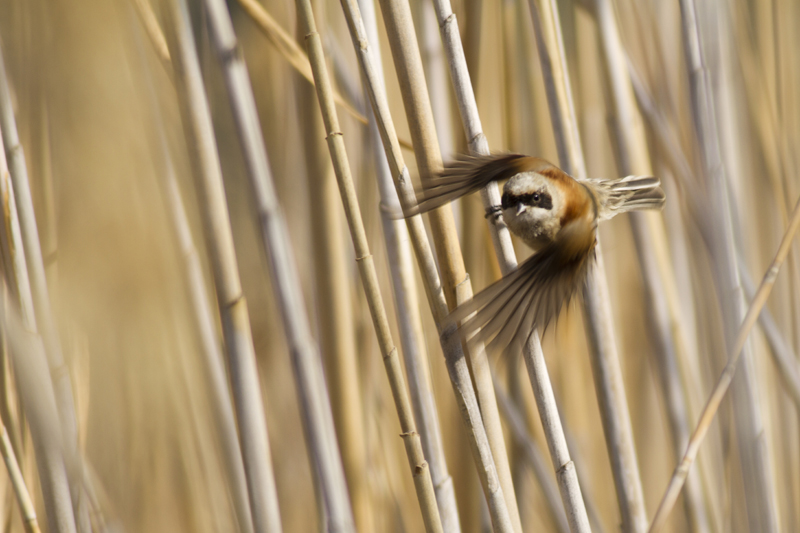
447,221 -> 596,355
404,153 -> 556,216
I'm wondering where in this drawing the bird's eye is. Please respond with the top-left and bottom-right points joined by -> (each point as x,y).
532,193 -> 540,202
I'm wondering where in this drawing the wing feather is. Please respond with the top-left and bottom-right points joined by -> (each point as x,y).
404,153 -> 556,216
447,222 -> 596,355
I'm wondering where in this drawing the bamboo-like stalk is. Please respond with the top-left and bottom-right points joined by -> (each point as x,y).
133,0 -> 369,127
334,0 -> 513,529
0,402 -> 41,533
200,1 -> 364,530
625,66 -> 736,521
357,0 -> 460,529
0,39 -> 91,533
0,103 -> 76,533
293,0 -> 445,531
416,0 -> 455,162
676,1 -> 780,530
0,306 -> 74,533
589,1 -> 710,531
429,1 -> 592,531
295,34 -> 371,533
525,0 -> 649,531
492,374 -> 570,533
128,12 -> 255,532
739,260 -> 800,406
650,193 -> 800,531
161,2 -> 283,531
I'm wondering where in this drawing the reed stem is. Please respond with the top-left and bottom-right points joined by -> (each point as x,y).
429,1 -> 594,530
295,27 -> 370,531
128,12 -> 255,531
0,96 -> 76,533
294,0 -> 444,529
679,1 -> 780,530
0,39 -> 90,532
526,0 -> 648,530
0,385 -> 40,533
649,193 -> 800,531
162,1 -> 283,530
589,1 -> 711,530
357,0 -> 461,529
341,0 -> 513,528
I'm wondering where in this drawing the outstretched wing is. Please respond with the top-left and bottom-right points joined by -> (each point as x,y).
448,220 -> 597,355
404,153 -> 556,216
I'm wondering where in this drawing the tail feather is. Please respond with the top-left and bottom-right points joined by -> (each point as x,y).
593,175 -> 665,219
609,175 -> 661,192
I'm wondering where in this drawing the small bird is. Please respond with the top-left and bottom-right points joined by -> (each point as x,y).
409,153 -> 665,354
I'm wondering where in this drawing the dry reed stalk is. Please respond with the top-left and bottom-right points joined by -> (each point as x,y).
0,40 -> 90,533
295,39 -> 372,533
630,52 -> 800,424
194,0 -> 372,528
492,374 -> 570,533
526,0 -> 648,530
0,336 -> 21,467
161,1 -> 283,531
0,305 -> 74,533
234,0 -> 426,158
132,0 -> 170,64
429,1 -> 593,531
677,1 -> 780,530
649,193 -> 800,531
589,1 -> 710,531
338,0 -> 512,529
293,0 -> 444,530
426,0 -> 527,528
0,103 -> 75,533
0,410 -> 40,533
625,67 -> 732,523
133,0 -> 370,129
627,46 -> 724,530
416,1 -> 455,162
739,261 -> 800,406
34,101 -> 58,305
357,0 -> 460,529
128,14 -> 255,531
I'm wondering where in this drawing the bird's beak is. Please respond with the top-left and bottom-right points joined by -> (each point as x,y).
516,203 -> 526,215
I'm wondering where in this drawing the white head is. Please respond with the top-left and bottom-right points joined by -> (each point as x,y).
501,172 -> 565,250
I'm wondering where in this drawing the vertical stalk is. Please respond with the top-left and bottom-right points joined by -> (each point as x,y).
200,0 -> 366,529
129,12 -> 255,532
0,40 -> 89,533
526,0 -> 648,530
676,0 -> 780,530
590,1 -> 710,531
649,194 -> 800,531
0,371 -> 41,533
429,0 -> 591,531
357,0 -> 461,529
295,29 -> 371,532
0,106 -> 75,533
293,0 -> 443,530
340,0 -> 513,528
162,1 -> 283,531
493,374 -> 571,533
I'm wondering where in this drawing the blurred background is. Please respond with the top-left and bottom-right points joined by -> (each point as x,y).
0,0 -> 797,531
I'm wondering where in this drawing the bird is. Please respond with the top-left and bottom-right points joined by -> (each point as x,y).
407,152 -> 665,355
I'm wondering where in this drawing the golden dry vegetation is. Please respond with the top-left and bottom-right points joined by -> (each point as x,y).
0,0 -> 797,532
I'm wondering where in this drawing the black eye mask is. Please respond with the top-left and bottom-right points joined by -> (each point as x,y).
501,189 -> 553,211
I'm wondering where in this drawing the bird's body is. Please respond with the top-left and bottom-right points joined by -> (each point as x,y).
409,153 -> 665,354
